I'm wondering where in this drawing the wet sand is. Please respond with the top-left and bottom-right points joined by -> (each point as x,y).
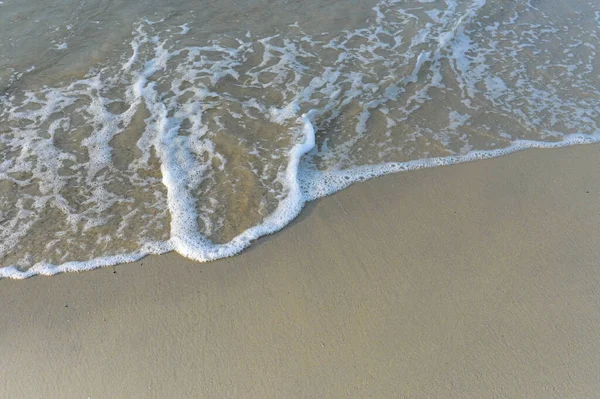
2,144 -> 600,398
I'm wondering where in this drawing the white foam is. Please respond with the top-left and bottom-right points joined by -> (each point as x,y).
168,113 -> 316,262
2,0 -> 600,278
0,241 -> 172,279
301,132 -> 600,201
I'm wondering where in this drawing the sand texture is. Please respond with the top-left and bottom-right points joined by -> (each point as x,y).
1,144 -> 600,398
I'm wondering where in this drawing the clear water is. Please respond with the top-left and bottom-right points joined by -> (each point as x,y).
1,0 -> 600,277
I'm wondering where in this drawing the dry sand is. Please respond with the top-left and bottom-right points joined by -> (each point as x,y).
2,144 -> 600,398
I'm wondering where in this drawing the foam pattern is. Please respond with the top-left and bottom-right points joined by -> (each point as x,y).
2,0 -> 600,278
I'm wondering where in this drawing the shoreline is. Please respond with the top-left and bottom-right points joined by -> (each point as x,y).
4,133 -> 600,279
2,144 -> 600,397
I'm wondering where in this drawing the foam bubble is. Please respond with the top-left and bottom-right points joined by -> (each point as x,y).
2,0 -> 600,277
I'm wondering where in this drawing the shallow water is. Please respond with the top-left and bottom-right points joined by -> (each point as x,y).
1,0 -> 600,277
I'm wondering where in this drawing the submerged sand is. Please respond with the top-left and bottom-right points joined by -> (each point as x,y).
1,144 -> 600,398
5,0 -> 600,270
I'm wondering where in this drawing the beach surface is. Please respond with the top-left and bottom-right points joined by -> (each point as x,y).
2,144 -> 600,398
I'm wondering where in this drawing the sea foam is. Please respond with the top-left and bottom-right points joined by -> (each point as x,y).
1,0 -> 600,278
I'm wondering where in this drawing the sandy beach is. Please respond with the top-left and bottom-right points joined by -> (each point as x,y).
2,144 -> 600,398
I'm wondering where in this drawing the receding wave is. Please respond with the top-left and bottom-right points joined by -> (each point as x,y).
1,0 -> 600,278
